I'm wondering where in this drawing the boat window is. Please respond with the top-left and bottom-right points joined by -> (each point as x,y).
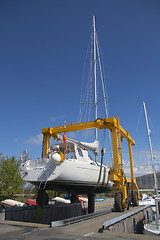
66,152 -> 75,159
53,144 -> 76,160
59,148 -> 64,154
78,148 -> 83,157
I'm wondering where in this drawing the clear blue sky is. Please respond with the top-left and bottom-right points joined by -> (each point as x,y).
0,0 -> 160,175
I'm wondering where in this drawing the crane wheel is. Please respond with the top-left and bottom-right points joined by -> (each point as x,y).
114,192 -> 124,212
132,191 -> 138,206
126,198 -> 130,210
126,183 -> 130,210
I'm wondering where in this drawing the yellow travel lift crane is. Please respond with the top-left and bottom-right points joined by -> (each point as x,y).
41,117 -> 139,212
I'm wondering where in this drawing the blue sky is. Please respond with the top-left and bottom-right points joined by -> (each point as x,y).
0,0 -> 160,176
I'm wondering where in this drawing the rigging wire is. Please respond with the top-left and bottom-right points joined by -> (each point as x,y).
78,32 -> 95,141
95,31 -> 113,161
78,33 -> 93,123
78,18 -> 113,164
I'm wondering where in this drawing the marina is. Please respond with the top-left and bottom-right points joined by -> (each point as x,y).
0,15 -> 150,240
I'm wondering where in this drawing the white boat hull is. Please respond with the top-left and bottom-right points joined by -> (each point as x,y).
0,199 -> 25,208
20,158 -> 112,194
139,198 -> 156,212
144,220 -> 160,235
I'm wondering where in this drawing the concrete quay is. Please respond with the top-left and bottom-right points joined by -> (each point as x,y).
0,206 -> 159,240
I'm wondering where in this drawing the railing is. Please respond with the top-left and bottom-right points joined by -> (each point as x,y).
103,205 -> 150,230
50,208 -> 111,227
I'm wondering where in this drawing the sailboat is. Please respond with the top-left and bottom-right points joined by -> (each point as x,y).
143,197 -> 160,235
19,17 -> 113,197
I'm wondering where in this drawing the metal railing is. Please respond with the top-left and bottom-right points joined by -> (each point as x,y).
50,208 -> 111,227
103,205 -> 150,230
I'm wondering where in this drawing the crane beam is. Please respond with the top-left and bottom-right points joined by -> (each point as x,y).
42,117 -> 135,145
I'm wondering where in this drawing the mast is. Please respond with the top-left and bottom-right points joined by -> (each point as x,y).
93,16 -> 98,162
93,16 -> 97,141
143,101 -> 158,195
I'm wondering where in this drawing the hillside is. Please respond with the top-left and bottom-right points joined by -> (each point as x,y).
136,172 -> 160,189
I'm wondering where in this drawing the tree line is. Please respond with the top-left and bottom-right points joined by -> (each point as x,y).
0,156 -> 64,202
0,156 -> 24,201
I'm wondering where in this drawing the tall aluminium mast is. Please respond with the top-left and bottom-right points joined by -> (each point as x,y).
93,16 -> 97,141
93,16 -> 98,162
92,16 -> 113,162
143,101 -> 158,195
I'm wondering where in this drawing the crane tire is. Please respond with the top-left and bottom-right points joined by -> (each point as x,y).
132,191 -> 138,206
114,192 -> 124,212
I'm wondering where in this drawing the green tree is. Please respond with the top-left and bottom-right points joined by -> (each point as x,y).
0,156 -> 24,200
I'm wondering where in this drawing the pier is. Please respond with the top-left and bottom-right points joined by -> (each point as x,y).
0,202 -> 158,240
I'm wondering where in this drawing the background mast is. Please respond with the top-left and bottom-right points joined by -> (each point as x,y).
143,101 -> 158,195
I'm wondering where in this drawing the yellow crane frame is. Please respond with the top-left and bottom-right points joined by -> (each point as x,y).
41,117 -> 139,210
